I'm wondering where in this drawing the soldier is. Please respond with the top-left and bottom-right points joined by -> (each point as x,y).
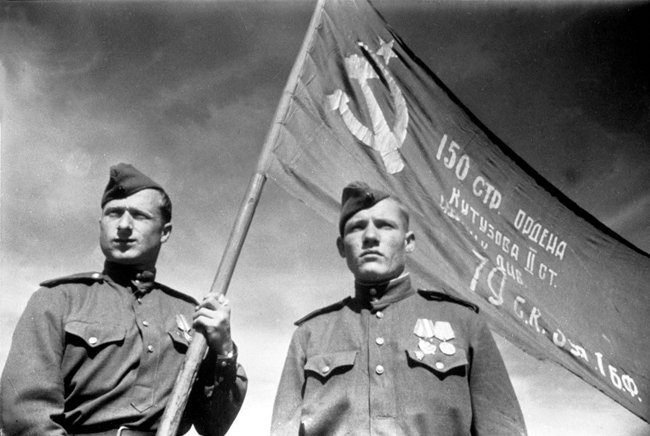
271,181 -> 526,436
1,163 -> 247,436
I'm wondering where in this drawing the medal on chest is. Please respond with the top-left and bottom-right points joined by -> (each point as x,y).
413,319 -> 456,359
176,314 -> 193,342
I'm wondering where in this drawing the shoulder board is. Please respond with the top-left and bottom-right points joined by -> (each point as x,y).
40,272 -> 104,288
156,282 -> 199,306
417,289 -> 479,313
295,297 -> 351,326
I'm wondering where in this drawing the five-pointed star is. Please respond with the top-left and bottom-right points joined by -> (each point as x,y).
376,38 -> 397,64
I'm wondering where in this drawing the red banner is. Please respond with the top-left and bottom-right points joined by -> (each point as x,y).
262,0 -> 650,423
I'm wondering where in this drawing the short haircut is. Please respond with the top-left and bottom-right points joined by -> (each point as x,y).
157,189 -> 172,224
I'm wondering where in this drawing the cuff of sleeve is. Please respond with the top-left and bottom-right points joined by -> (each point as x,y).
216,343 -> 237,370
203,342 -> 238,398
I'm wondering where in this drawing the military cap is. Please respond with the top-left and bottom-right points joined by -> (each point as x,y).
101,163 -> 165,207
339,181 -> 390,235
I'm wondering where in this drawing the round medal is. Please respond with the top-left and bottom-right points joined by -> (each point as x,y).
418,338 -> 437,355
439,342 -> 456,355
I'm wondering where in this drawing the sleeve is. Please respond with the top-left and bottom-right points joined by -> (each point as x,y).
184,343 -> 248,436
270,328 -> 307,436
468,316 -> 528,436
0,288 -> 68,436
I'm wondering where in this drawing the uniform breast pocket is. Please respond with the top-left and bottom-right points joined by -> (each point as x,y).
166,314 -> 193,353
305,350 -> 357,381
168,328 -> 191,353
405,347 -> 469,378
64,320 -> 126,353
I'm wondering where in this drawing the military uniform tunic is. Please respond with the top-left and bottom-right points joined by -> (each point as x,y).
1,262 -> 247,436
271,275 -> 526,436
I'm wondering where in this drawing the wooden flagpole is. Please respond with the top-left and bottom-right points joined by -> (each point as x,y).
156,1 -> 327,434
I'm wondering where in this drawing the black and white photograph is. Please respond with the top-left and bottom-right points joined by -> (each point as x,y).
1,1 -> 649,435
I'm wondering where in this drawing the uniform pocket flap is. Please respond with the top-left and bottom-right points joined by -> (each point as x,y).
65,320 -> 125,348
406,348 -> 468,375
305,350 -> 357,378
168,329 -> 191,350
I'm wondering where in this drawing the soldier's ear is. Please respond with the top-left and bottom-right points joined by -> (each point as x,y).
161,223 -> 172,244
336,236 -> 346,258
405,231 -> 415,253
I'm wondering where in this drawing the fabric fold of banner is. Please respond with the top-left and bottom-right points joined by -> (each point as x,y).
262,0 -> 650,424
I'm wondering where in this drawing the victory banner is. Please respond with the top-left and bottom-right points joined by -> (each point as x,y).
261,0 -> 650,423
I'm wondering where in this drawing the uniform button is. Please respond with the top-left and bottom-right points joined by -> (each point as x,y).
375,365 -> 384,375
147,345 -> 154,353
142,321 -> 149,327
376,337 -> 385,345
376,311 -> 384,319
369,288 -> 377,297
91,273 -> 100,279
137,298 -> 142,304
322,365 -> 330,374
88,337 -> 98,345
435,362 -> 444,370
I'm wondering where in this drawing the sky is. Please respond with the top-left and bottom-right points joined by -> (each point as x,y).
1,0 -> 650,435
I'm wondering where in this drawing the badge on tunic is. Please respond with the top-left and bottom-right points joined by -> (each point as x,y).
439,341 -> 456,355
176,314 -> 192,342
433,321 -> 455,341
432,321 -> 456,355
418,338 -> 437,355
414,318 -> 435,338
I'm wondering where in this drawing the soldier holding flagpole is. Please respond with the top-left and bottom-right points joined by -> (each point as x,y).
1,163 -> 247,436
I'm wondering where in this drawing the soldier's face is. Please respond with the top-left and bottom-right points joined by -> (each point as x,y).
99,189 -> 172,270
337,199 -> 414,283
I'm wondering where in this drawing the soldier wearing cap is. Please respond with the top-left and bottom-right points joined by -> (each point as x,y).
271,181 -> 526,436
1,163 -> 247,436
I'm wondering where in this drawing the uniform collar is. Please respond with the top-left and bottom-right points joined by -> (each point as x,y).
103,261 -> 156,296
354,273 -> 414,311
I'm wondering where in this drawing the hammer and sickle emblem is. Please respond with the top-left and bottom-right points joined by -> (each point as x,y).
327,39 -> 409,174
